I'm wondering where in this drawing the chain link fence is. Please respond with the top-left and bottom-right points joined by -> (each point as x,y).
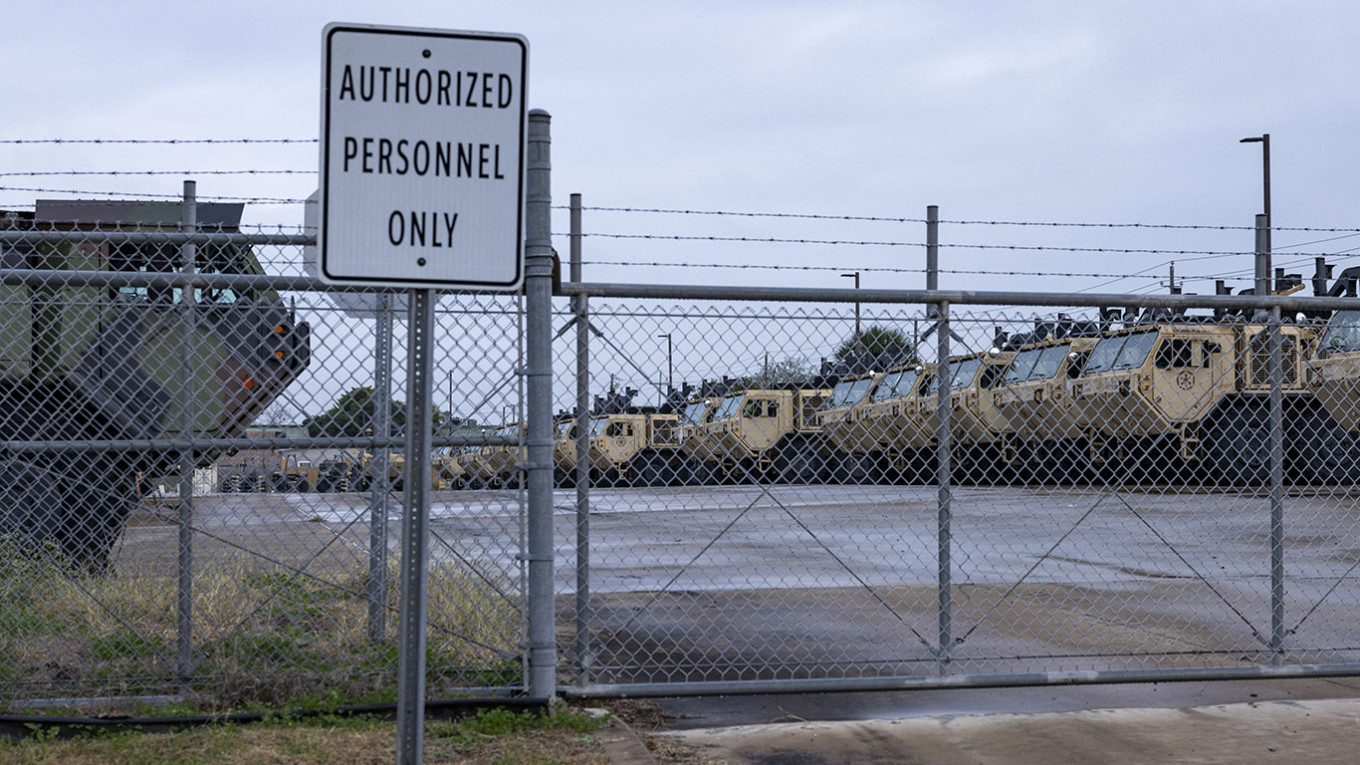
7,201 -> 1360,709
1,205 -> 528,708
556,287 -> 1360,696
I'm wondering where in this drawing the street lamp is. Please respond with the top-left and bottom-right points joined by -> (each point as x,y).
841,272 -> 861,359
656,333 -> 673,405
1240,133 -> 1271,288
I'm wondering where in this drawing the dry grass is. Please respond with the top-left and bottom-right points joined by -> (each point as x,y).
1,541 -> 521,709
0,707 -> 611,765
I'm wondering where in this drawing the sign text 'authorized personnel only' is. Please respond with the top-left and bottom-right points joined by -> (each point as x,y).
319,23 -> 527,290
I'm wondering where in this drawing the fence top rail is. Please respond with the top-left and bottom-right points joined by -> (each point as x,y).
0,229 -> 313,246
557,280 -> 1360,313
5,268 -> 1360,312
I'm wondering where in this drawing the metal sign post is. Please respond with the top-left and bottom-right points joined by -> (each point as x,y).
318,23 -> 528,765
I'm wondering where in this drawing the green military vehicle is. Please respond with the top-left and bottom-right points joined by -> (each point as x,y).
1,200 -> 309,570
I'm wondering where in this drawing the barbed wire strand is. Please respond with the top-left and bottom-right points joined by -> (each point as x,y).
0,138 -> 316,145
564,205 -> 1360,234
0,170 -> 313,177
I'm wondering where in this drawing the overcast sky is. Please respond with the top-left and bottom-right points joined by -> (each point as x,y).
5,1 -> 1360,411
4,0 -> 1357,300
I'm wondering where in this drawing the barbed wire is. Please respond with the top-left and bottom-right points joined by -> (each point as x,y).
0,170 -> 314,177
575,259 -> 1305,283
570,231 -> 1353,260
0,185 -> 307,204
0,138 -> 317,145
565,205 -> 1360,234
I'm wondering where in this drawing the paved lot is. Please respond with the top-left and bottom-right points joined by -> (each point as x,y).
644,677 -> 1360,764
134,484 -> 1360,689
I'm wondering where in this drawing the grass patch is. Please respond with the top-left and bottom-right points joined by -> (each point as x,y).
0,705 -> 610,765
0,543 -> 523,709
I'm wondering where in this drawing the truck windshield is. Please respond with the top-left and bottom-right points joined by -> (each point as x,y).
1111,332 -> 1157,370
713,394 -> 745,421
1083,332 -> 1158,375
826,376 -> 875,408
681,400 -> 711,424
1000,348 -> 1041,386
1322,310 -> 1360,353
1026,344 -> 1069,381
872,368 -> 920,402
588,417 -> 610,437
946,357 -> 984,391
1083,335 -> 1125,375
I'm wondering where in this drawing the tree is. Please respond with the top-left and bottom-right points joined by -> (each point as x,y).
731,355 -> 815,391
304,386 -> 408,438
834,325 -> 918,372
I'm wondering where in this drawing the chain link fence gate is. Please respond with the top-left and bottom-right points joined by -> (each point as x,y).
555,282 -> 1360,697
8,190 -> 1360,710
0,194 -> 531,708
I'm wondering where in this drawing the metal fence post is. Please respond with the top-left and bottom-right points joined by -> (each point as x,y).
525,108 -> 557,699
1269,304 -> 1286,665
396,288 -> 436,764
369,294 -> 393,642
176,180 -> 197,683
935,299 -> 952,674
571,193 -> 593,685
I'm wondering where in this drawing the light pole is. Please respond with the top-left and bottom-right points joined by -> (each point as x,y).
656,333 -> 673,405
841,271 -> 861,361
1240,133 -> 1271,289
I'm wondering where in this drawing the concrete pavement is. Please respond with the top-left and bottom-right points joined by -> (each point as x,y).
622,678 -> 1360,764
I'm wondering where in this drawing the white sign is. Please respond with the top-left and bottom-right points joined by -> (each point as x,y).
319,23 -> 527,290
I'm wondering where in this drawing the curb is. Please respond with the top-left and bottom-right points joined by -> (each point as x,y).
597,715 -> 658,765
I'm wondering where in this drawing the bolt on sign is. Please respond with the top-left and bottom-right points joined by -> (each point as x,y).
319,23 -> 527,291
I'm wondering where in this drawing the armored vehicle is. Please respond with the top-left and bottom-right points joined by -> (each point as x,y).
0,200 -> 309,570
432,445 -> 473,490
582,411 -> 688,486
677,397 -> 721,484
1067,320 -> 1320,483
703,386 -> 832,484
480,423 -> 525,488
916,350 -> 1016,482
993,336 -> 1098,481
1304,308 -> 1360,481
824,365 -> 934,483
551,418 -> 579,487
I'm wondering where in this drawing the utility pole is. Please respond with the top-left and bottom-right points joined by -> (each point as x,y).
1240,134 -> 1271,289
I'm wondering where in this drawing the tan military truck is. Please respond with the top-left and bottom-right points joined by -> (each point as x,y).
914,350 -> 1016,482
266,453 -> 357,492
833,365 -> 934,483
678,397 -> 721,484
431,445 -> 470,490
551,418 -> 579,487
703,386 -> 832,484
1067,321 -> 1319,484
818,372 -> 883,482
480,423 -> 525,489
1302,309 -> 1360,481
993,336 -> 1098,481
582,411 -> 690,486
452,445 -> 498,489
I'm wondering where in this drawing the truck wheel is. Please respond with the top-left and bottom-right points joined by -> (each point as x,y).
773,447 -> 819,485
1204,406 -> 1269,486
634,457 -> 663,487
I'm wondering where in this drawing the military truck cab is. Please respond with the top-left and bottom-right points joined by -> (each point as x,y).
481,423 -> 526,488
706,387 -> 831,483
993,337 -> 1097,480
583,411 -> 689,486
915,351 -> 1015,481
1070,322 -> 1317,483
